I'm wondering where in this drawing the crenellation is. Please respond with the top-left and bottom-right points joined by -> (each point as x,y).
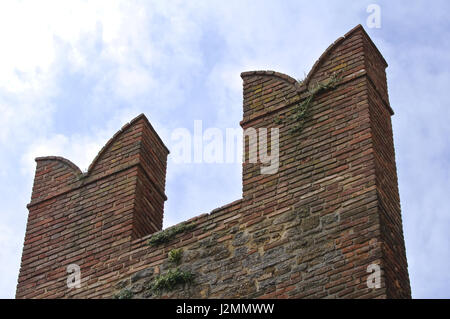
16,24 -> 410,299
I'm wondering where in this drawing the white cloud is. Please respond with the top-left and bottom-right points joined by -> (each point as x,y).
0,223 -> 22,298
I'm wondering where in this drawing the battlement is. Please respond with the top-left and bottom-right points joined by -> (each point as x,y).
16,25 -> 410,299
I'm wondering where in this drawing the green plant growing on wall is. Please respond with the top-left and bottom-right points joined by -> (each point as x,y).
290,72 -> 342,134
149,268 -> 195,295
168,248 -> 183,265
147,223 -> 196,247
296,71 -> 307,85
273,115 -> 283,125
113,288 -> 133,299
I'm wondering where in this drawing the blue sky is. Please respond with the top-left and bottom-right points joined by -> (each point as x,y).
0,0 -> 449,298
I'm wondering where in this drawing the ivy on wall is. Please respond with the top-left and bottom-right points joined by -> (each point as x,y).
275,72 -> 343,135
147,223 -> 196,246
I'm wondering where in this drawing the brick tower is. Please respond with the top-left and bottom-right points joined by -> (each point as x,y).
16,25 -> 410,299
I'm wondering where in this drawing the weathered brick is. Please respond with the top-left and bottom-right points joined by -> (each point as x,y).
16,25 -> 410,299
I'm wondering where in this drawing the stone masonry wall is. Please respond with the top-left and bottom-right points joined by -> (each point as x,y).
16,25 -> 411,299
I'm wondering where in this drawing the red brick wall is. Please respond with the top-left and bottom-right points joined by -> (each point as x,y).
16,116 -> 169,298
16,25 -> 410,299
